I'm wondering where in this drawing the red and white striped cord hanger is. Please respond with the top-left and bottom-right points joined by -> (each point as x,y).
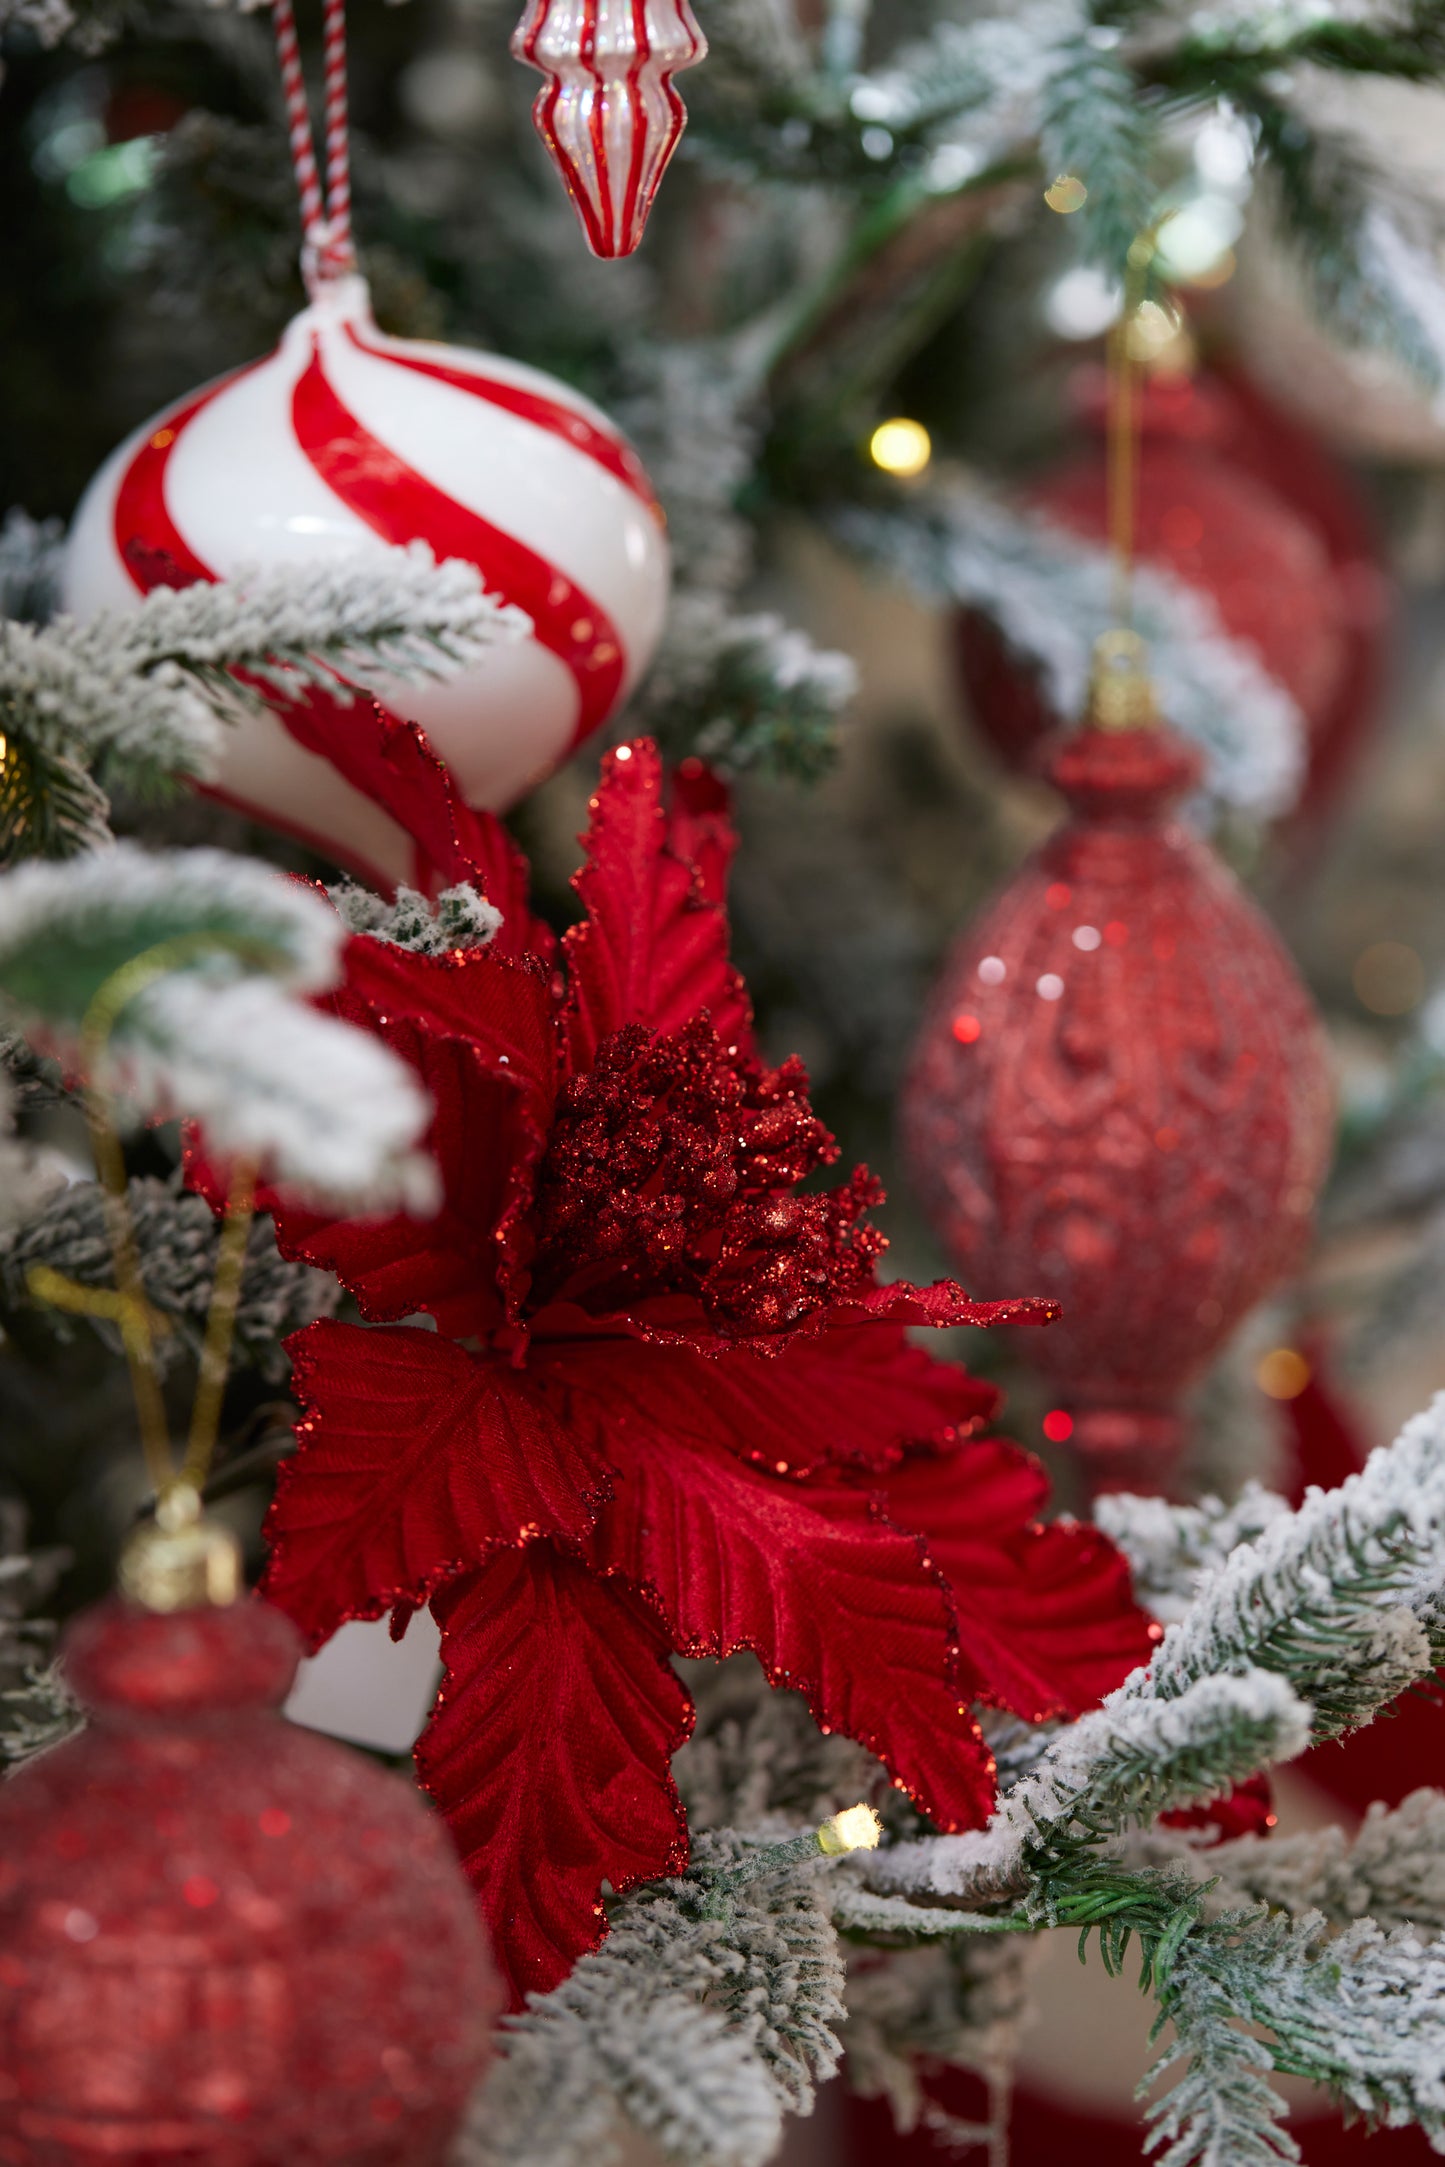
269,0 -> 356,291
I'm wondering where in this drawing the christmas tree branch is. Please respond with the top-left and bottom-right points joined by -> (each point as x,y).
834,492 -> 1306,818
465,1831 -> 850,2167
0,1172 -> 339,1383
0,545 -> 526,859
0,845 -> 439,1212
631,598 -> 857,782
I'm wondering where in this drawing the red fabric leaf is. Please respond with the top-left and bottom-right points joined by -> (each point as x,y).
263,1323 -> 615,1648
825,1281 -> 1062,1333
417,1547 -> 692,2006
882,1443 -> 1156,1722
281,695 -> 554,959
562,741 -> 752,1071
225,946 -> 555,1336
667,758 -> 736,912
342,941 -> 557,1105
1162,1773 -> 1275,1843
547,1341 -> 996,1831
526,1314 -> 998,1480
559,1281 -> 1058,1355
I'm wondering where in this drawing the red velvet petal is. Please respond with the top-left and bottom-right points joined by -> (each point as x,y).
527,1318 -> 997,1480
342,940 -> 557,1104
283,695 -> 555,959
209,948 -> 556,1336
882,1443 -> 1156,1722
826,1281 -> 1062,1332
264,1028 -> 534,1336
562,740 -> 752,1072
416,1548 -> 692,2007
557,1280 -> 1058,1355
262,1323 -> 615,1649
667,757 -> 736,912
1161,1773 -> 1276,1843
548,1342 -> 996,1831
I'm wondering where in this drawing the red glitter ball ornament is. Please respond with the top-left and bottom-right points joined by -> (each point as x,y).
0,1595 -> 497,2165
900,707 -> 1334,1494
954,368 -> 1390,830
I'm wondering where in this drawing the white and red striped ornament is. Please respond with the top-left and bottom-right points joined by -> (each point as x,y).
61,0 -> 669,887
512,0 -> 706,258
62,276 -> 669,886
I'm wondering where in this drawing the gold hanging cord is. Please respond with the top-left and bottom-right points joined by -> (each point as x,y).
27,932 -> 273,1508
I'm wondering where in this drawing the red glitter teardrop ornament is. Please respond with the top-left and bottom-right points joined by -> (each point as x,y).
953,367 -> 1390,832
0,1595 -> 498,2165
900,684 -> 1334,1495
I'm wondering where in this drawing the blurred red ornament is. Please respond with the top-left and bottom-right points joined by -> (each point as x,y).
900,711 -> 1334,1496
511,0 -> 707,258
954,368 -> 1390,832
0,1596 -> 497,2166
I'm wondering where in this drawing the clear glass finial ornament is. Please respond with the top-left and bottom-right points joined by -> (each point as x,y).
511,0 -> 707,258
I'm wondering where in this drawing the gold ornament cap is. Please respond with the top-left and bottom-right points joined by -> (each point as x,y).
118,1483 -> 242,1613
1087,629 -> 1159,733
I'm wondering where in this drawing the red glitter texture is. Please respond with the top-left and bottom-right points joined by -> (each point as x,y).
190,722 -> 1154,2006
953,368 -> 1389,831
900,720 -> 1334,1495
0,1598 -> 497,2166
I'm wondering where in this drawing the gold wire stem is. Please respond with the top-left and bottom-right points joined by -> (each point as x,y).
181,1158 -> 258,1496
79,1084 -> 174,1496
73,930 -> 286,1502
1107,228 -> 1161,635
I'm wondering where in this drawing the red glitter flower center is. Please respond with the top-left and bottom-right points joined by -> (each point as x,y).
530,1015 -> 887,1334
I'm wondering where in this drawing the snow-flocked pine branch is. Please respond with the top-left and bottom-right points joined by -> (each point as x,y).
0,1171 -> 339,1381
326,878 -> 502,957
464,1831 -> 848,2167
1093,1484 -> 1294,1624
1137,1394 -> 1445,1731
0,544 -> 527,859
632,598 -> 858,783
0,845 -> 439,1212
833,491 -> 1307,820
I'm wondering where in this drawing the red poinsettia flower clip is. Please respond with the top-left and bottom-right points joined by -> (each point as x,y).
201,726 -> 1152,2005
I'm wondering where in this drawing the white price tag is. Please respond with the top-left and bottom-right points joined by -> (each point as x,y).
284,1607 -> 443,1755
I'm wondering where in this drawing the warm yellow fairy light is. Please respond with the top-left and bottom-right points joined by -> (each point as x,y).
1256,1347 -> 1311,1402
1044,174 -> 1087,214
868,418 -> 932,478
817,1803 -> 883,1856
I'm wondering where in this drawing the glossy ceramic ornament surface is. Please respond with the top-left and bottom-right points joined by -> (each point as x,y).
512,0 -> 706,257
0,1596 -> 497,2164
900,721 -> 1335,1494
63,275 -> 669,886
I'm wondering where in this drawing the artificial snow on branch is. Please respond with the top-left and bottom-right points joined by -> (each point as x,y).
453,1380 -> 1445,2165
0,544 -> 527,859
0,510 -> 64,626
834,491 -> 1307,820
327,878 -> 503,957
863,1669 -> 1312,1908
465,1830 -> 849,2167
1093,1484 -> 1294,1624
0,1075 -> 70,1239
633,597 -> 858,782
1195,1788 -> 1445,1933
0,844 -> 439,1213
0,1503 -> 78,1775
1138,1393 -> 1445,1730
